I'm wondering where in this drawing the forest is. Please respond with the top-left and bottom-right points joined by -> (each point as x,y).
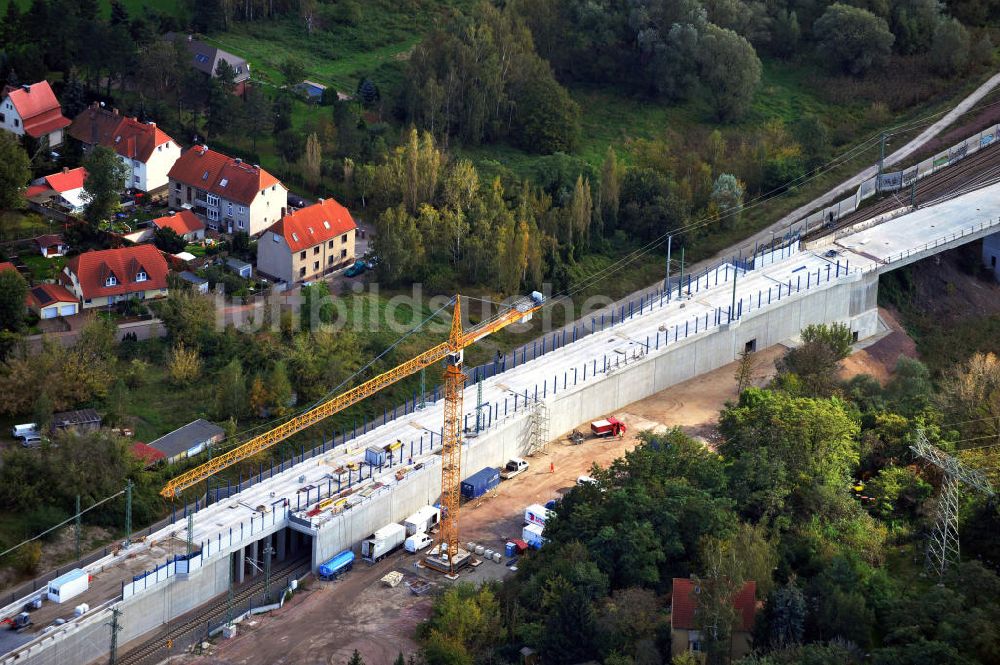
416,326 -> 1000,665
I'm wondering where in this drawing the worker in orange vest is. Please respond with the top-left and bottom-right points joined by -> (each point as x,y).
550,462 -> 554,473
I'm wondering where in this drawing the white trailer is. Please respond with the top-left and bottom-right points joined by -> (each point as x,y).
522,524 -> 545,550
361,523 -> 406,563
403,505 -> 441,536
47,569 -> 89,604
524,504 -> 549,528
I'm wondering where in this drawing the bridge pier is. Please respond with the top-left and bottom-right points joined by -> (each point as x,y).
984,231 -> 1000,281
277,528 -> 287,561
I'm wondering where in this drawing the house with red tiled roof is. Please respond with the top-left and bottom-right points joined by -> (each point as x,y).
26,283 -> 79,319
25,167 -> 89,213
0,262 -> 17,275
61,245 -> 169,309
0,81 -> 70,146
256,197 -> 357,284
67,104 -> 181,193
167,145 -> 287,236
130,442 -> 166,468
151,210 -> 206,242
670,578 -> 757,662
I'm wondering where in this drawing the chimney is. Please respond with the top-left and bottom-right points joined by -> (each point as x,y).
148,121 -> 156,127
234,158 -> 241,164
21,84 -> 30,93
62,167 -> 69,173
253,164 -> 260,169
317,198 -> 324,203
281,207 -> 287,217
112,108 -> 119,116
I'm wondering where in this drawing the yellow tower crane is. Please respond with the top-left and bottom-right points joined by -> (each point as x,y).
160,294 -> 543,573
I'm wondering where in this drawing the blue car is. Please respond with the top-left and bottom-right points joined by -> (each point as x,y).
344,260 -> 367,278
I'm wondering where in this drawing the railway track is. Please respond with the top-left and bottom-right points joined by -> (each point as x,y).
805,141 -> 1000,241
115,556 -> 311,665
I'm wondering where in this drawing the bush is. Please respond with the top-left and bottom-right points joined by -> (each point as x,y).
929,17 -> 971,75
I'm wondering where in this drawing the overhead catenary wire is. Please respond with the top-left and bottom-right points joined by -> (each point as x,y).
0,490 -> 126,561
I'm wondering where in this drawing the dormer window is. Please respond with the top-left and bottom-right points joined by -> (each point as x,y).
114,136 -> 121,143
136,271 -> 147,282
323,221 -> 330,229
220,178 -> 228,187
291,232 -> 299,242
202,171 -> 209,180
105,275 -> 118,287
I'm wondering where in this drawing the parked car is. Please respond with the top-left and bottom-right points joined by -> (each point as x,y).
344,260 -> 367,278
11,423 -> 39,441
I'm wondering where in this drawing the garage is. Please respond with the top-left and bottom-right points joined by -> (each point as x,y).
27,284 -> 79,320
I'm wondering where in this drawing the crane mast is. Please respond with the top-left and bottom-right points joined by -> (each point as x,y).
434,297 -> 467,574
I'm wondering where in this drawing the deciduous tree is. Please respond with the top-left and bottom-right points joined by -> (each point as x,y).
83,146 -> 130,225
814,4 -> 894,76
0,132 -> 31,211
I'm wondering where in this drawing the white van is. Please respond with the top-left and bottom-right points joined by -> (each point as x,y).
404,533 -> 433,553
577,475 -> 597,486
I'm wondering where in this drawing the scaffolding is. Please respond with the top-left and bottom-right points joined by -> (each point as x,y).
528,400 -> 550,456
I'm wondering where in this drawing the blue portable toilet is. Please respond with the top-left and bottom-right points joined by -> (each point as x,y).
505,542 -> 516,558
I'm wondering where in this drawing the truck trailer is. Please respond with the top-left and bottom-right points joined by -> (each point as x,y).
461,466 -> 501,499
403,505 -> 441,536
318,550 -> 355,579
47,569 -> 88,604
361,523 -> 406,563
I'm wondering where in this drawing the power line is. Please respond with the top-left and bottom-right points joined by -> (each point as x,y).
0,490 -> 126,561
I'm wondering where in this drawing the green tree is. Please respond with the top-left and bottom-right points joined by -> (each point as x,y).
599,146 -> 622,235
719,388 -> 860,522
0,268 -> 28,332
242,85 -> 273,152
777,323 -> 854,396
794,115 -> 831,172
697,24 -> 762,121
153,227 -> 187,253
891,0 -> 942,54
267,361 -> 293,416
302,132 -> 322,190
814,4 -> 895,76
356,78 -> 380,108
513,62 -> 581,154
710,174 -> 745,228
33,390 -> 54,432
761,580 -> 806,649
279,57 -> 306,86
159,288 -> 216,349
215,359 -> 246,421
83,146 -> 130,225
372,206 -> 425,285
0,131 -> 31,211
929,17 -> 971,75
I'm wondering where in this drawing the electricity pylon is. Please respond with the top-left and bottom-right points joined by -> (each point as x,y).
911,432 -> 994,577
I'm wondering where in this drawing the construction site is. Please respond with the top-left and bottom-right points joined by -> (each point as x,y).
2,145 -> 1000,664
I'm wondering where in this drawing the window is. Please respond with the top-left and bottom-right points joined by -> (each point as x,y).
237,220 -> 244,229
341,234 -> 347,243
135,271 -> 147,282
299,251 -> 306,260
227,203 -> 233,216
744,339 -> 756,353
195,53 -> 210,64
272,235 -> 281,243
157,145 -> 161,152
105,275 -> 118,287
852,331 -> 859,343
174,182 -> 181,191
328,240 -> 333,249
239,206 -> 245,214
328,256 -> 334,265
220,178 -> 229,188
201,170 -> 209,181
323,221 -> 330,229
340,249 -> 347,258
0,113 -> 5,123
299,266 -> 306,278
134,175 -> 140,183
13,118 -> 18,127
208,209 -> 219,221
313,246 -> 319,255
207,194 -> 219,207
313,261 -> 319,272
292,232 -> 299,243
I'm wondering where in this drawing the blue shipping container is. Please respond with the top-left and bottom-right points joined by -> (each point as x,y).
365,446 -> 386,467
461,466 -> 500,499
318,549 -> 355,579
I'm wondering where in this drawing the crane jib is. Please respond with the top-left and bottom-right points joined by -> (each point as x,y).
158,298 -> 542,499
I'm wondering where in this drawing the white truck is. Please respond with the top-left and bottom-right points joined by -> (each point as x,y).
522,523 -> 545,549
500,458 -> 530,480
361,523 -> 406,563
403,505 -> 441,536
524,504 -> 549,528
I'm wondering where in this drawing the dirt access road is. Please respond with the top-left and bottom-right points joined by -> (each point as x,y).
176,323 -> 911,665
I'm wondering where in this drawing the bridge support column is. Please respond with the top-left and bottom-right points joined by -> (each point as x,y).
277,528 -> 287,561
236,547 -> 246,584
250,539 -> 259,577
984,231 -> 1000,281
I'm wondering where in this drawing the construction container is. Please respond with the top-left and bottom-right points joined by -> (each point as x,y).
365,446 -> 387,467
524,504 -> 549,528
523,524 -> 545,550
361,523 -> 406,563
47,569 -> 88,604
403,505 -> 441,536
461,467 -> 500,499
318,550 -> 355,579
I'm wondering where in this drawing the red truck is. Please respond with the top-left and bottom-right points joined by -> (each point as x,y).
591,417 -> 627,438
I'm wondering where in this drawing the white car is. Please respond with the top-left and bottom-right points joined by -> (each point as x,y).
577,475 -> 598,486
12,423 -> 39,440
405,533 -> 433,553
